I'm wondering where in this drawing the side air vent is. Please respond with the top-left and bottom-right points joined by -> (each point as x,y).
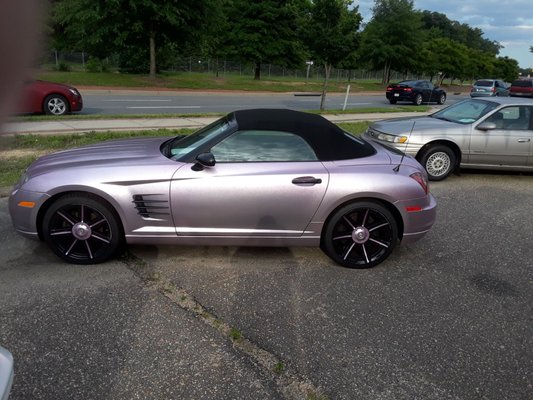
132,194 -> 170,219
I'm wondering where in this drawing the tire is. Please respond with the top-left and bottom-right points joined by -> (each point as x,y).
389,99 -> 397,104
413,94 -> 423,106
437,93 -> 446,105
322,201 -> 398,269
44,94 -> 68,116
420,145 -> 456,181
42,193 -> 123,264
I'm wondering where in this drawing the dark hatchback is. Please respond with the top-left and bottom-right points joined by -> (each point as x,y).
386,80 -> 446,106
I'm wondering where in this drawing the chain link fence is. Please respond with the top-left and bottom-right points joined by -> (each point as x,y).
41,50 -> 421,82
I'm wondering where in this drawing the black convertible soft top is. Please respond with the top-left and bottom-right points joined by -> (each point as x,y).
230,109 -> 375,161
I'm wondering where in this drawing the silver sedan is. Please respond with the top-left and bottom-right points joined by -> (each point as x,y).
364,98 -> 533,180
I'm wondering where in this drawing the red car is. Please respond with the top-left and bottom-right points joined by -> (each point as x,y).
509,78 -> 533,98
16,80 -> 83,116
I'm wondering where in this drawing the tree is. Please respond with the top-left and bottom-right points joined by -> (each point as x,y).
305,0 -> 361,110
493,56 -> 519,82
224,0 -> 309,80
359,0 -> 422,84
53,0 -> 211,77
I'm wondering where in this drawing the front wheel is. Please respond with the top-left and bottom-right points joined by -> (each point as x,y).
42,194 -> 123,264
419,145 -> 457,181
437,93 -> 446,104
413,94 -> 423,106
44,94 -> 68,116
322,202 -> 398,268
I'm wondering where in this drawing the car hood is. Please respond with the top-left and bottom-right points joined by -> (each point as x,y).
26,137 -> 173,177
371,115 -> 460,135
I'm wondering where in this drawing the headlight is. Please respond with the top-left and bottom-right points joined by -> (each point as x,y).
376,132 -> 408,144
68,88 -> 80,96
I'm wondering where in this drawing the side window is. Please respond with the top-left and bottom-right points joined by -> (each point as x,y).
485,106 -> 532,130
211,130 -> 318,162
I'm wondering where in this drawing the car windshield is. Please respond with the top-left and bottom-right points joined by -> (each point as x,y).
164,117 -> 233,160
431,99 -> 498,124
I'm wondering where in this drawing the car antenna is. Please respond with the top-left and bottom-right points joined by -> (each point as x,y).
393,120 -> 416,173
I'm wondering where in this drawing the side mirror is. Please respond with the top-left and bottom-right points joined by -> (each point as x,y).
476,122 -> 497,131
192,152 -> 215,171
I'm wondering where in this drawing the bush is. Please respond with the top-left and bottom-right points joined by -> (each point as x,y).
57,62 -> 71,72
86,58 -> 103,73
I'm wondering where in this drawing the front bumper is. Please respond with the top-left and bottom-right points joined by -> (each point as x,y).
9,188 -> 50,240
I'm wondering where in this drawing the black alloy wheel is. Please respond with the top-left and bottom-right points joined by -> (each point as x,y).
42,194 -> 123,264
414,94 -> 423,106
322,201 -> 398,268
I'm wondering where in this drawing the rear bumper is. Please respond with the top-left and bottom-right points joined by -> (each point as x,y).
397,193 -> 437,244
386,92 -> 414,102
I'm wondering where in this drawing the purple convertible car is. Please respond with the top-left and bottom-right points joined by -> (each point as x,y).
9,109 -> 436,268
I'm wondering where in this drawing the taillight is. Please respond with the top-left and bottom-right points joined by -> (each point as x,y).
410,172 -> 429,194
404,87 -> 412,92
387,87 -> 392,91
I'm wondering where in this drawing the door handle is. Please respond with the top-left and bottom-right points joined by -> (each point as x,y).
292,176 -> 322,185
517,138 -> 531,143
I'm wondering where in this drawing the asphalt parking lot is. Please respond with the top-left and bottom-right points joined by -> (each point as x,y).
1,171 -> 532,400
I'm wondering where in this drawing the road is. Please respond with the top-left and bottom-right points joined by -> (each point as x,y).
80,90 -> 464,115
1,170 -> 531,399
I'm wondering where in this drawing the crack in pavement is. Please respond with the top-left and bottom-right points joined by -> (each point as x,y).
119,251 -> 328,400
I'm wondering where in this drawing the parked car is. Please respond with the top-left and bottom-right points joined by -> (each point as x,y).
16,80 -> 83,116
0,347 -> 13,400
509,78 -> 533,98
9,109 -> 436,269
363,98 -> 533,181
470,79 -> 509,97
386,80 -> 446,105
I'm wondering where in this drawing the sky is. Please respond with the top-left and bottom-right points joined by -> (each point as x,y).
357,0 -> 533,70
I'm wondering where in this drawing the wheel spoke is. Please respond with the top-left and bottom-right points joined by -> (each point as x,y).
80,205 -> 85,222
90,218 -> 106,228
333,234 -> 352,241
91,233 -> 110,244
342,215 -> 355,229
50,229 -> 72,236
342,242 -> 356,260
369,238 -> 389,248
362,244 -> 370,264
65,239 -> 78,256
57,211 -> 76,225
361,209 -> 369,226
369,222 -> 389,232
84,241 -> 94,259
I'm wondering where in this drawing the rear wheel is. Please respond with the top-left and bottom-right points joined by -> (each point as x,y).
413,94 -> 423,106
389,98 -> 397,104
437,93 -> 446,104
420,145 -> 456,181
322,201 -> 398,268
42,194 -> 123,264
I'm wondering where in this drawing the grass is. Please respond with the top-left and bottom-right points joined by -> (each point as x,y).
36,70 -> 388,93
0,122 -> 370,189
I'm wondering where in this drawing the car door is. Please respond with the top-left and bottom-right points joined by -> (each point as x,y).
469,106 -> 532,166
169,129 -> 329,237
